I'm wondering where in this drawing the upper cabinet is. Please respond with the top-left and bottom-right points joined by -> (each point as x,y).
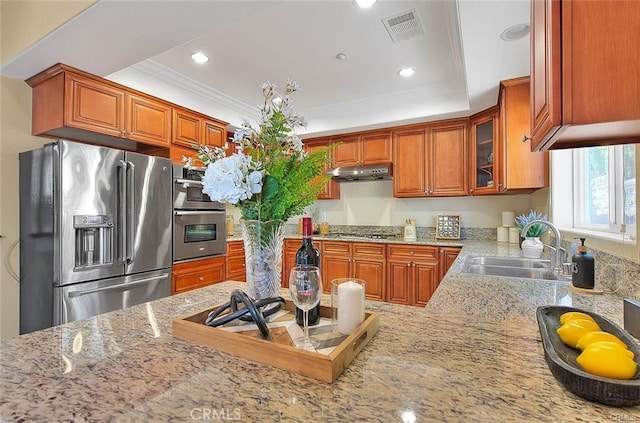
27,64 -> 172,150
171,108 -> 227,164
332,131 -> 391,167
471,77 -> 548,194
304,137 -> 340,200
530,0 -> 640,150
394,119 -> 468,198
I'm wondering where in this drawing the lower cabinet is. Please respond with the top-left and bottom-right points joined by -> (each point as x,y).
172,256 -> 225,294
386,245 -> 439,306
439,247 -> 462,282
321,241 -> 386,301
225,241 -> 246,282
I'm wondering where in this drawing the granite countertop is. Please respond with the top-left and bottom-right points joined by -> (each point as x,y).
1,241 -> 638,421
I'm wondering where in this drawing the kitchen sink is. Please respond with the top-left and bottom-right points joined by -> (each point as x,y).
464,264 -> 559,280
462,256 -> 560,281
467,256 -> 549,268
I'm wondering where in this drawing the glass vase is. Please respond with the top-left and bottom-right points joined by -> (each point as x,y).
240,219 -> 286,301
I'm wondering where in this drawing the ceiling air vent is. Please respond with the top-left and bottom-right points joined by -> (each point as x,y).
382,8 -> 424,43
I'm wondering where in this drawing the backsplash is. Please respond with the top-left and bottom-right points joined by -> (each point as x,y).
282,224 -> 497,241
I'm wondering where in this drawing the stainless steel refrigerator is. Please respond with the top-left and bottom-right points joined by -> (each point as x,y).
19,140 -> 173,334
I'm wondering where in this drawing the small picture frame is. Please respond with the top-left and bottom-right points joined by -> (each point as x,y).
436,215 -> 461,240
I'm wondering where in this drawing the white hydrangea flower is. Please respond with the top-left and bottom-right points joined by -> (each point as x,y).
202,153 -> 263,204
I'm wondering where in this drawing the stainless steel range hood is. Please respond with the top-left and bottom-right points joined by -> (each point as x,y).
326,163 -> 392,182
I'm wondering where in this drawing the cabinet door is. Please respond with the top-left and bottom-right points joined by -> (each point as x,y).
470,110 -> 499,194
360,132 -> 392,164
438,247 -> 461,282
386,260 -> 412,305
332,135 -> 360,167
352,257 -> 386,301
321,255 -> 351,294
414,261 -> 439,307
393,128 -> 427,197
226,241 -> 246,282
173,109 -> 201,148
65,74 -> 125,137
126,94 -> 171,147
429,121 -> 468,196
530,0 -> 561,150
305,139 -> 339,200
500,79 -> 548,191
203,120 -> 226,148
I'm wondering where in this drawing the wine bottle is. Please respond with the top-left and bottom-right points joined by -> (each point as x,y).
295,216 -> 321,326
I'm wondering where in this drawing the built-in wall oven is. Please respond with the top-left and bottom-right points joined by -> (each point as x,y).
173,164 -> 226,262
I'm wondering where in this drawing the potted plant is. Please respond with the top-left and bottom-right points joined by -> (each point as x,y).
515,211 -> 548,258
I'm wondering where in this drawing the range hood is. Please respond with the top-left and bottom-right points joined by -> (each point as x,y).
326,163 -> 393,182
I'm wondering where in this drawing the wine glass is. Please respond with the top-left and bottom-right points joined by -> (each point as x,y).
288,265 -> 322,351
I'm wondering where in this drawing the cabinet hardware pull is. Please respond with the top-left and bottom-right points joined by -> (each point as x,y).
199,276 -> 204,281
522,134 -> 531,143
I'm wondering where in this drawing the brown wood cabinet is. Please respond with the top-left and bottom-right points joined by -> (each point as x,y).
172,256 -> 225,294
393,119 -> 468,197
171,108 -> 227,163
438,247 -> 461,282
304,138 -> 340,200
530,0 -> 640,151
321,241 -> 386,301
471,77 -> 548,194
386,245 -> 439,307
331,131 -> 392,167
27,64 -> 172,151
225,241 -> 246,282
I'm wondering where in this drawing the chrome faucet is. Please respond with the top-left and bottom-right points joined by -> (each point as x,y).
521,220 -> 564,273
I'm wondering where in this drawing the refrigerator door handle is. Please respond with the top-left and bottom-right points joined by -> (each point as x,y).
118,160 -> 128,264
126,161 -> 136,264
67,272 -> 170,298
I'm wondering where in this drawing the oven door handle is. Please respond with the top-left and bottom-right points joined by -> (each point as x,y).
174,210 -> 225,216
174,178 -> 203,187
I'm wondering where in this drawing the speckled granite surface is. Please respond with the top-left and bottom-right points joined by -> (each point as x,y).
1,241 -> 639,422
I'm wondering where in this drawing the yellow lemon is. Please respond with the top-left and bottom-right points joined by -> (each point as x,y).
560,311 -> 596,325
576,331 -> 629,351
581,341 -> 634,359
577,343 -> 638,380
556,319 -> 601,348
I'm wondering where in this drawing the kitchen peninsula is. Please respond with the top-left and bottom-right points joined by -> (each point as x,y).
0,241 -> 636,422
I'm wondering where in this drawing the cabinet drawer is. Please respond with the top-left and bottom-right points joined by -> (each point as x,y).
352,242 -> 386,257
173,266 -> 224,294
322,241 -> 350,255
227,241 -> 245,254
387,245 -> 438,261
284,239 -> 301,253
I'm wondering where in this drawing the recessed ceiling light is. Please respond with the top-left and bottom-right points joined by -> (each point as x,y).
191,52 -> 209,64
353,0 -> 376,8
335,53 -> 347,60
398,68 -> 415,78
500,23 -> 530,41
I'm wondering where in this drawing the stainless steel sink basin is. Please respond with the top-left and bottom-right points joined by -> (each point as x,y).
465,264 -> 559,280
467,256 -> 549,268
462,255 -> 560,281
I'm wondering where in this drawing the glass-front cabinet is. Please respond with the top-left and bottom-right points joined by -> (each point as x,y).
470,107 -> 499,194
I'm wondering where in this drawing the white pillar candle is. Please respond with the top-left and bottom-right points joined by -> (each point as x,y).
337,280 -> 365,335
502,211 -> 516,227
509,227 -> 520,244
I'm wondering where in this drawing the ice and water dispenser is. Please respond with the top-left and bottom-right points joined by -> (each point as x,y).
74,215 -> 113,268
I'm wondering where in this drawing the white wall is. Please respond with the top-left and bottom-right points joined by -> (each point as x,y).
0,76 -> 49,339
226,180 -> 536,229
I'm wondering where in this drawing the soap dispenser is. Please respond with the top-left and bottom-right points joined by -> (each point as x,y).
572,237 -> 595,289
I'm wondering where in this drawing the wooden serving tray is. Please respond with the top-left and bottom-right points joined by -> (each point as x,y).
173,300 -> 380,383
536,305 -> 640,406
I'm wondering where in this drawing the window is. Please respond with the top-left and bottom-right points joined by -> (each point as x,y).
573,145 -> 636,236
